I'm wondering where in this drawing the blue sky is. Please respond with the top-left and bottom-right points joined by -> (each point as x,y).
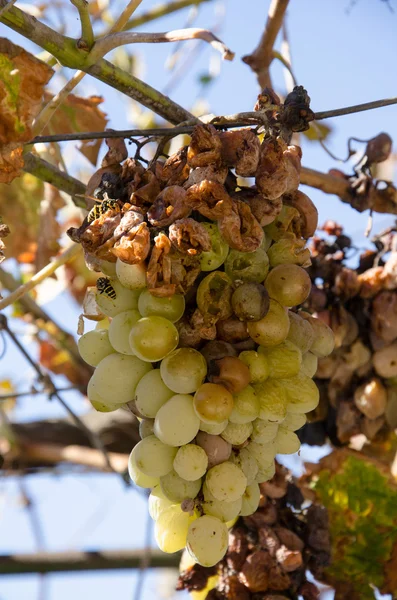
0,0 -> 396,598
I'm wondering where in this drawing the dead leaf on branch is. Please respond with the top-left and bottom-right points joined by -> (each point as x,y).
41,93 -> 108,166
0,38 -> 54,183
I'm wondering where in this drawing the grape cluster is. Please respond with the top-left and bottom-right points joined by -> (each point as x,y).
177,464 -> 331,600
299,221 -> 397,446
72,117 -> 334,567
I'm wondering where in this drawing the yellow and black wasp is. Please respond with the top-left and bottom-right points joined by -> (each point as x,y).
86,196 -> 121,224
96,277 -> 117,299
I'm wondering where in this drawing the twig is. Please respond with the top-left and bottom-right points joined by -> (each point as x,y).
0,244 -> 80,312
123,0 -> 211,31
272,49 -> 297,87
242,0 -> 290,88
23,153 -> 86,207
109,0 -> 143,33
91,28 -> 234,62
70,0 -> 94,48
0,387 -> 76,400
314,96 -> 397,120
0,549 -> 179,574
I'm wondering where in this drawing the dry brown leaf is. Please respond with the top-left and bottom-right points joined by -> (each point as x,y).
0,38 -> 53,183
102,136 -> 128,167
35,184 -> 65,272
41,93 -> 108,166
39,339 -> 89,387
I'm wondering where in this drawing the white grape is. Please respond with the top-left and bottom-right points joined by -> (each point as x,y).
282,412 -> 307,431
301,352 -> 318,378
202,481 -> 242,522
274,427 -> 301,454
206,462 -> 247,502
221,421 -> 253,446
108,309 -> 141,354
280,374 -> 320,414
133,435 -> 177,477
154,394 -> 200,447
135,369 -> 174,418
286,311 -> 315,353
160,348 -> 207,394
116,259 -> 147,290
128,448 -> 159,489
246,440 -> 277,470
240,483 -> 261,516
78,329 -> 115,367
148,485 -> 175,520
251,419 -> 279,444
155,505 -> 196,553
229,385 -> 260,424
238,350 -> 269,384
138,289 -> 185,323
255,460 -> 276,483
139,419 -> 154,438
258,340 -> 302,379
160,470 -> 202,503
229,448 -> 258,485
93,353 -> 152,405
129,316 -> 179,362
187,515 -> 229,567
96,278 -> 140,317
173,445 -> 208,481
199,420 -> 228,435
87,376 -> 124,412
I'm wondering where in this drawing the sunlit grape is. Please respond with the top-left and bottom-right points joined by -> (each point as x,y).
93,353 -> 152,405
155,505 -> 196,553
129,316 -> 179,362
193,383 -> 234,424
78,329 -> 115,367
96,278 -> 140,317
264,264 -> 311,307
138,289 -> 185,322
135,369 -> 174,418
173,444 -> 208,481
160,348 -> 207,394
108,309 -> 141,355
187,516 -> 229,567
160,469 -> 201,503
206,462 -> 247,502
116,259 -> 147,290
154,394 -> 200,446
133,435 -> 177,477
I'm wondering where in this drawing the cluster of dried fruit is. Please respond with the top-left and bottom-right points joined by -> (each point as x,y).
177,464 -> 331,600
300,220 -> 397,446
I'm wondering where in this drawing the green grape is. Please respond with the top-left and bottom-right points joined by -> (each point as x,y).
139,418 -> 154,438
199,222 -> 230,271
108,309 -> 141,355
274,427 -> 301,454
221,421 -> 253,445
247,299 -> 290,347
199,420 -> 228,435
160,469 -> 202,503
160,348 -> 207,394
128,448 -> 159,489
225,248 -> 269,283
195,432 -> 231,468
246,440 -> 276,470
238,351 -> 270,383
251,419 -> 279,443
279,374 -> 320,414
87,377 -> 122,412
264,205 -> 301,241
301,314 -> 335,357
135,369 -> 174,418
196,271 -> 233,319
240,482 -> 261,517
95,318 -> 110,330
255,460 -> 276,483
133,435 -> 177,477
129,316 -> 179,362
155,505 -> 196,553
138,289 -> 185,323
229,385 -> 260,424
173,445 -> 208,481
202,481 -> 242,522
194,383 -> 234,424
301,352 -> 318,377
229,448 -> 258,485
253,379 -> 288,422
231,282 -> 270,321
148,485 -> 175,520
267,234 -> 311,268
116,259 -> 147,290
286,312 -> 315,353
258,340 -> 302,378
93,353 -> 152,405
187,515 -> 229,567
154,394 -> 200,446
205,462 -> 247,502
282,412 -> 307,431
78,329 -> 115,367
96,259 -> 117,278
264,264 -> 311,307
96,278 -> 140,317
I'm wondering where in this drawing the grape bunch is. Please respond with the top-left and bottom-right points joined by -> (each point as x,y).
299,221 -> 397,446
70,96 -> 335,567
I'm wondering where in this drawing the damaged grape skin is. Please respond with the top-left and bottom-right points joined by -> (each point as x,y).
196,271 -> 233,320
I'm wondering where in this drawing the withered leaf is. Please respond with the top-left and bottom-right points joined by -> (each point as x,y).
0,38 -> 53,183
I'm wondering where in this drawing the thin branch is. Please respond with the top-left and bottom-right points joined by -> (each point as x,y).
242,0 -> 290,88
0,549 -> 179,575
23,153 -> 86,207
314,96 -> 397,120
0,387 -> 76,400
272,49 -> 297,87
91,28 -> 234,62
70,0 -> 94,48
0,244 -> 80,312
109,0 -> 143,33
123,0 -> 211,30
0,0 -> 16,18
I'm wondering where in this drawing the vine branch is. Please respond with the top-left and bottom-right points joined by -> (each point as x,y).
123,0 -> 211,31
314,96 -> 397,120
70,0 -> 94,49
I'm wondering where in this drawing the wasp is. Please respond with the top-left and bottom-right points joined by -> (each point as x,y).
86,196 -> 121,223
96,277 -> 117,299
